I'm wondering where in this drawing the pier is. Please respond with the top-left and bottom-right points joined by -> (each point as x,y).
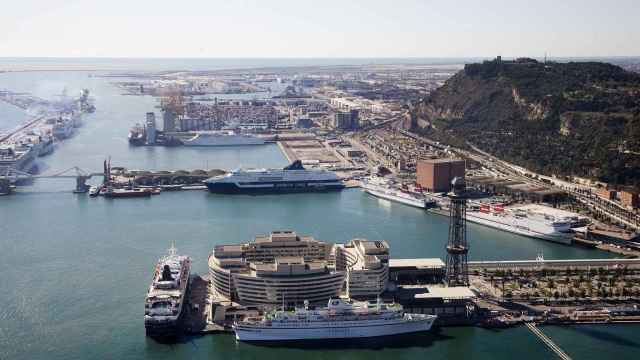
525,322 -> 572,360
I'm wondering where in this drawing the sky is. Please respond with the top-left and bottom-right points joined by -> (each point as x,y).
0,0 -> 638,58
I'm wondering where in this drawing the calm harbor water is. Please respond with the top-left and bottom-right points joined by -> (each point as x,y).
0,65 -> 637,360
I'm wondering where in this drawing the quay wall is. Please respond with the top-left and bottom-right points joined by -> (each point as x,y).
468,258 -> 640,270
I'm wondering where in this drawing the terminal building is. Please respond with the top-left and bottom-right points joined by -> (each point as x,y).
209,231 -> 391,307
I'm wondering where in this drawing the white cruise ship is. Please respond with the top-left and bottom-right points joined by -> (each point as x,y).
233,298 -> 437,341
48,117 -> 74,139
205,160 -> 345,194
466,203 -> 574,244
0,141 -> 40,172
180,131 -> 266,146
361,176 -> 434,209
144,245 -> 191,338
38,135 -> 55,157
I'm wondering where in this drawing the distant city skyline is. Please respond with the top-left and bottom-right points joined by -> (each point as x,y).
1,0 -> 638,58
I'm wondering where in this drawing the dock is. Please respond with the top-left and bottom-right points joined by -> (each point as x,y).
184,275 -> 213,334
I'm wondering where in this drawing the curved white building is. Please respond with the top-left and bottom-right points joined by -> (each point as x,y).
209,231 -> 392,306
209,231 -> 344,306
334,239 -> 390,299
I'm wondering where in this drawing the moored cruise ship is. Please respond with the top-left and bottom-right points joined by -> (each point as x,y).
233,298 -> 437,341
466,203 -> 574,244
144,245 -> 191,338
180,130 -> 266,146
0,141 -> 40,172
361,176 -> 434,209
204,160 -> 345,194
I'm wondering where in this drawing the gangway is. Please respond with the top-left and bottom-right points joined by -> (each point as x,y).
525,322 -> 572,360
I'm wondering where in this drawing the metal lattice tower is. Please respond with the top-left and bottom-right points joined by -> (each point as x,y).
445,177 -> 469,287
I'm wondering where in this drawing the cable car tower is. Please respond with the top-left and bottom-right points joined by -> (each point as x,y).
445,177 -> 469,287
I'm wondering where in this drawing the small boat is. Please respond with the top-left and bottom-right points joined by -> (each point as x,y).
89,186 -> 101,197
103,187 -> 152,198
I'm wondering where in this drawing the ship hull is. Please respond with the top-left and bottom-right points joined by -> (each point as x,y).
234,316 -> 435,341
206,181 -> 345,194
38,142 -> 54,157
104,190 -> 152,198
144,313 -> 185,339
363,187 -> 427,209
466,212 -> 573,245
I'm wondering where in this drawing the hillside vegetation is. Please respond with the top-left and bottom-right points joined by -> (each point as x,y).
410,58 -> 640,186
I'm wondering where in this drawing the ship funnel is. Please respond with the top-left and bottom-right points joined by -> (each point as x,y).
161,264 -> 173,281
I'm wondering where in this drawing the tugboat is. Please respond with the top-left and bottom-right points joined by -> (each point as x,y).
128,124 -> 146,146
145,245 -> 191,339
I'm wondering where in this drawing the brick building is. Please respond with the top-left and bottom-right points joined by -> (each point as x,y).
416,159 -> 465,192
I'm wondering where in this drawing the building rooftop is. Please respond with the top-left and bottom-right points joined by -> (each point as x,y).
414,286 -> 476,300
389,258 -> 445,269
419,158 -> 465,164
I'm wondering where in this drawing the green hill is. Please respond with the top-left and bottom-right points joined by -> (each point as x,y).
410,58 -> 640,186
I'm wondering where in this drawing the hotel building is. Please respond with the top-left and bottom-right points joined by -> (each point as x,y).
209,231 -> 391,306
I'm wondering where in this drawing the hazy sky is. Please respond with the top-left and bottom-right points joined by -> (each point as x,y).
1,0 -> 638,58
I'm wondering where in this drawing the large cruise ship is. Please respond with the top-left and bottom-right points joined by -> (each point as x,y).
144,246 -> 191,338
205,160 -> 345,194
466,203 -> 574,244
361,176 -> 434,209
0,141 -> 40,172
233,298 -> 437,341
180,131 -> 266,146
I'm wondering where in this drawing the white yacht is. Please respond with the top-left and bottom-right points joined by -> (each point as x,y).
205,160 -> 344,194
466,203 -> 574,244
233,298 -> 437,341
144,245 -> 191,338
361,176 -> 434,209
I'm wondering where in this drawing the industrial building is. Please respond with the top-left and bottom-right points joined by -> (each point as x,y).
333,109 -> 360,130
416,158 -> 465,192
145,112 -> 157,144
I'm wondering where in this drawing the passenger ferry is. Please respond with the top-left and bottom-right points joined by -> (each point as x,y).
233,298 -> 437,341
466,203 -> 574,244
204,160 -> 345,194
144,245 -> 191,338
361,176 -> 434,209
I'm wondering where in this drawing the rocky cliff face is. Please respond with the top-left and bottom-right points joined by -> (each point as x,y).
410,58 -> 640,186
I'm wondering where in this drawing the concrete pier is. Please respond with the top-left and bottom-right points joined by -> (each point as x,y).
184,275 -> 210,334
